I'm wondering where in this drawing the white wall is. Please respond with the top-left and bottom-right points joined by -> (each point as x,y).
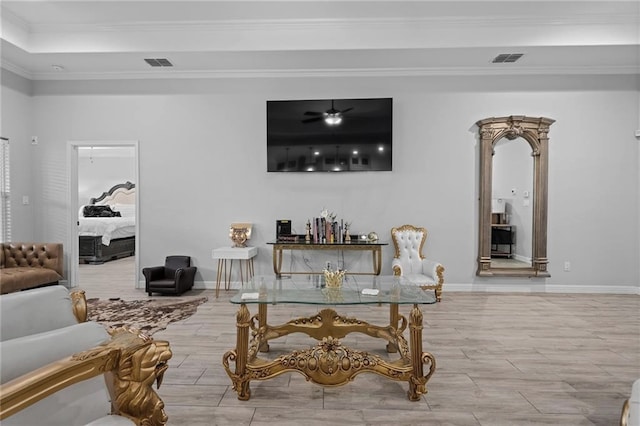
78,148 -> 135,208
3,72 -> 639,293
0,71 -> 34,241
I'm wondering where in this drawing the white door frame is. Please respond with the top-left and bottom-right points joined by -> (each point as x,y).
67,140 -> 140,289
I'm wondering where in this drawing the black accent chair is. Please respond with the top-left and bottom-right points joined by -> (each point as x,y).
142,256 -> 197,296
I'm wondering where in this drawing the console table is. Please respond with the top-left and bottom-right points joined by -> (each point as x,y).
491,224 -> 514,258
267,241 -> 387,277
222,274 -> 437,401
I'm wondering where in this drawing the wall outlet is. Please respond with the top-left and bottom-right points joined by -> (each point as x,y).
563,261 -> 571,272
31,136 -> 38,145
325,261 -> 331,270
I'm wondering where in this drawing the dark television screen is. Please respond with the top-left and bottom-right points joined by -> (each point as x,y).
267,98 -> 392,172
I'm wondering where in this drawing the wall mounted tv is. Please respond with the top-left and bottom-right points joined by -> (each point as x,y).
266,98 -> 392,172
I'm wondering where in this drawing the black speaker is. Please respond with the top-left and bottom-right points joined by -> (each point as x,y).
276,220 -> 291,239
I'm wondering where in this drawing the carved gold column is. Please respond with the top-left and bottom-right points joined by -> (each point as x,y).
258,303 -> 270,352
234,304 -> 251,400
408,304 -> 426,401
386,303 -> 399,353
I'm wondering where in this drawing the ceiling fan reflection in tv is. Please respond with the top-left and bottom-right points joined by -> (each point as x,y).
266,97 -> 393,173
302,99 -> 354,126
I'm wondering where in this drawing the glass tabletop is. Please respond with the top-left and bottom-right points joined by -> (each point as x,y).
267,240 -> 388,246
230,275 -> 437,305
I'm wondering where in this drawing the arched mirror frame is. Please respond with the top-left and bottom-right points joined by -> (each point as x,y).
476,115 -> 555,277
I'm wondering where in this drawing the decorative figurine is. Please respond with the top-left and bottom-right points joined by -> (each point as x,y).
229,223 -> 252,248
323,268 -> 346,288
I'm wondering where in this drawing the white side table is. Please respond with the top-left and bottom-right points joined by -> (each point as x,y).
213,246 -> 258,298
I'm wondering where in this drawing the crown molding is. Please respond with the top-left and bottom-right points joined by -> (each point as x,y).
25,13 -> 636,34
1,60 -> 32,80
14,64 -> 638,82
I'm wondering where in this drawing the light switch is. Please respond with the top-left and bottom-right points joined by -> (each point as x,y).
523,190 -> 530,198
22,195 -> 29,205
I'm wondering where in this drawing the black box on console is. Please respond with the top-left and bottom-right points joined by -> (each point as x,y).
276,220 -> 291,239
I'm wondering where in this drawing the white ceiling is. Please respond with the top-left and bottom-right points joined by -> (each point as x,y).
1,0 -> 638,80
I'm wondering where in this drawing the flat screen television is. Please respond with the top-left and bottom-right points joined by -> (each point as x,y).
266,98 -> 392,172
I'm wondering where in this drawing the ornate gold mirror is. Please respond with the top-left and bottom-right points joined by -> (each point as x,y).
476,116 -> 554,277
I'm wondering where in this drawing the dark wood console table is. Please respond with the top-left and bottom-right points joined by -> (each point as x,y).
491,224 -> 514,258
267,241 -> 387,277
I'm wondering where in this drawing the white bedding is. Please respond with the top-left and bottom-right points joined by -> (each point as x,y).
78,217 -> 135,246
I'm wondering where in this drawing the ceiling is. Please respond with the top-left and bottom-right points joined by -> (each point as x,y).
1,1 -> 638,81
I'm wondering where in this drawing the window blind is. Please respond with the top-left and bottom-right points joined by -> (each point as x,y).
0,137 -> 11,242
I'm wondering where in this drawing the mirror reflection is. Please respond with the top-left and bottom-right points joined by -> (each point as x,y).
491,137 -> 533,268
475,115 -> 554,277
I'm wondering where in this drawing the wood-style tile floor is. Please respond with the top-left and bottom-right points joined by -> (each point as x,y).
78,257 -> 640,425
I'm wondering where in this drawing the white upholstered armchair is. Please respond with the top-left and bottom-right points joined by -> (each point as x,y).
391,224 -> 445,302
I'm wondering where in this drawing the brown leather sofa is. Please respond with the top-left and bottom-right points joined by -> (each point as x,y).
0,243 -> 64,294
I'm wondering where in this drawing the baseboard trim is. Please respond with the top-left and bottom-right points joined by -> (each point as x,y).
194,281 -> 218,290
445,283 -> 640,295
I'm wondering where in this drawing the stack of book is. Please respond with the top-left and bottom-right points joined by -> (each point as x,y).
311,217 -> 346,243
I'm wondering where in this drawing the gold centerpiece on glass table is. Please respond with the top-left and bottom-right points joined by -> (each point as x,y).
323,268 -> 346,288
323,268 -> 346,302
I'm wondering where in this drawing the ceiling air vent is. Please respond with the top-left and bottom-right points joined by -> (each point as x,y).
144,58 -> 173,67
492,53 -> 524,63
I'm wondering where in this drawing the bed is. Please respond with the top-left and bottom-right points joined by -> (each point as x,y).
78,181 -> 136,264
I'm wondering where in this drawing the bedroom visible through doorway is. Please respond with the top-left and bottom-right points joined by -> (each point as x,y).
68,142 -> 139,292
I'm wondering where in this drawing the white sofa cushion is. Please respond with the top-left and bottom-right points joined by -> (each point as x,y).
628,378 -> 640,426
0,285 -> 79,341
1,322 -> 109,383
85,416 -> 137,425
2,377 -> 129,426
0,322 -> 122,425
403,273 -> 438,285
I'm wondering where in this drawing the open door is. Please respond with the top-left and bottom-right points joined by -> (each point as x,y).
67,141 -> 139,290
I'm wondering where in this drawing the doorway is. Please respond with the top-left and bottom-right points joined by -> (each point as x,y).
67,141 -> 139,290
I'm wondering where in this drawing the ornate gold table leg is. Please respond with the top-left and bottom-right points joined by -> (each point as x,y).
224,304 -> 436,402
222,304 -> 252,400
372,247 -> 382,275
272,247 -> 283,277
258,303 -> 269,352
386,303 -> 399,353
407,303 -> 435,401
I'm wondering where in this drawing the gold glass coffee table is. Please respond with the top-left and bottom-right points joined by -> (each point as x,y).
222,275 -> 437,401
